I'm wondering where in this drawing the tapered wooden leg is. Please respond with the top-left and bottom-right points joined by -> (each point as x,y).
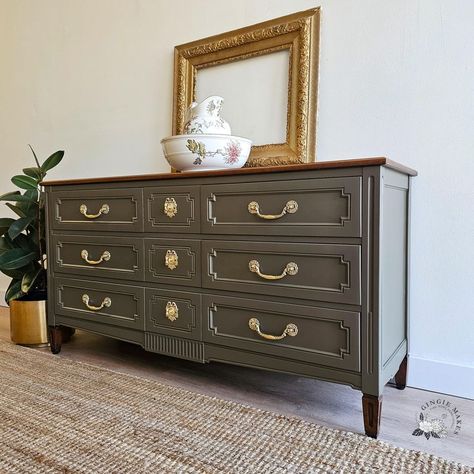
48,326 -> 62,354
394,355 -> 408,390
362,394 -> 382,438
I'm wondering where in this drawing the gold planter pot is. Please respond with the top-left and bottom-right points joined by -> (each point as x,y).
10,299 -> 48,345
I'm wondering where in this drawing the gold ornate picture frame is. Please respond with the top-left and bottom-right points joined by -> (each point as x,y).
173,8 -> 320,167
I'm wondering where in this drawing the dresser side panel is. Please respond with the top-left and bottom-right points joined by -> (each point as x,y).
380,167 -> 409,383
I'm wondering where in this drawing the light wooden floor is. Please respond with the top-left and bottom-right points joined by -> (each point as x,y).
0,308 -> 472,467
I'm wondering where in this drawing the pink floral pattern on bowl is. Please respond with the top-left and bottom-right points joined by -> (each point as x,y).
223,141 -> 242,164
186,139 -> 242,166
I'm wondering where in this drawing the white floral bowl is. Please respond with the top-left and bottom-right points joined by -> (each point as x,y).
161,134 -> 252,172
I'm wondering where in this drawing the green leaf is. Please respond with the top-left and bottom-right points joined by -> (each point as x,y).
17,208 -> 38,222
0,192 -> 37,203
0,248 -> 37,270
23,167 -> 43,181
0,262 -> 35,279
21,267 -> 44,293
8,216 -> 34,240
2,234 -> 16,248
5,279 -> 24,304
41,150 -> 64,173
29,144 -> 41,168
14,233 -> 39,253
0,218 -> 15,236
0,191 -> 21,201
16,190 -> 39,218
1,268 -> 24,279
23,188 -> 39,203
28,227 -> 39,244
11,175 -> 38,190
5,202 -> 26,218
0,192 -> 38,206
0,236 -> 14,253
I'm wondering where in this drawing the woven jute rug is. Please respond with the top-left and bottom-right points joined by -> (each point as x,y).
0,340 -> 471,474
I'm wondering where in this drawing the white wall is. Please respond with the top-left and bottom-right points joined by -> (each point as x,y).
0,0 -> 473,398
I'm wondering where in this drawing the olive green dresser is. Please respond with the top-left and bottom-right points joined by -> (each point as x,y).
44,158 -> 417,438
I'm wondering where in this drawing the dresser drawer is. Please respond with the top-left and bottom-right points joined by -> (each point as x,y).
144,238 -> 201,287
52,234 -> 144,281
203,241 -> 361,305
144,185 -> 200,233
202,177 -> 361,237
203,295 -> 360,372
50,188 -> 143,232
145,288 -> 201,340
55,277 -> 145,330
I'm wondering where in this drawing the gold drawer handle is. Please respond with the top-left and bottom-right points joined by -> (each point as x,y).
79,203 -> 110,219
248,318 -> 298,340
165,249 -> 179,270
82,294 -> 112,311
166,301 -> 179,321
164,197 -> 178,218
249,260 -> 298,280
81,249 -> 111,265
248,200 -> 298,220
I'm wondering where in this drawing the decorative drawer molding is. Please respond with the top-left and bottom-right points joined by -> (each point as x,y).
52,234 -> 144,281
145,238 -> 201,287
202,177 -> 361,237
50,188 -> 143,232
144,185 -> 200,233
203,294 -> 361,372
145,333 -> 204,362
202,240 -> 361,305
145,288 -> 201,340
55,277 -> 145,330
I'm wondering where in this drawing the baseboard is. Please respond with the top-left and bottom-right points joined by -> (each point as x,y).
408,355 -> 474,399
0,288 -> 6,307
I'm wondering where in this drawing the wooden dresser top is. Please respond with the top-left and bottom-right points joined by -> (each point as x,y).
42,157 -> 417,186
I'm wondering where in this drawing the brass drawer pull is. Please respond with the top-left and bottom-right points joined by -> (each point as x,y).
165,250 -> 179,270
82,294 -> 112,311
248,318 -> 298,340
165,301 -> 179,321
249,260 -> 298,280
81,249 -> 111,265
248,200 -> 298,220
80,203 -> 110,219
164,197 -> 178,218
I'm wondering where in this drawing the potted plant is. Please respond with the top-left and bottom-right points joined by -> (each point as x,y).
0,147 -> 64,345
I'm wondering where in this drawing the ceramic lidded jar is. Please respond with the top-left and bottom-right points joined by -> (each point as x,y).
183,96 -> 232,135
